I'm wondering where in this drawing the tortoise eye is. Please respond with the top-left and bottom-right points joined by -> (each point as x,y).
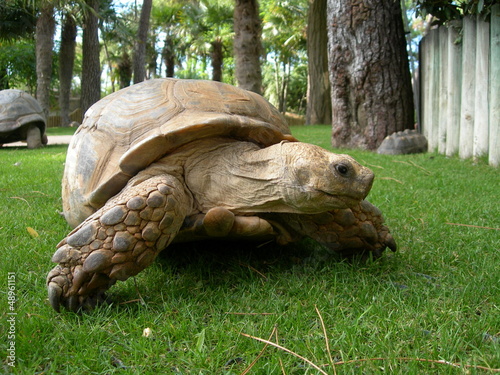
335,163 -> 349,176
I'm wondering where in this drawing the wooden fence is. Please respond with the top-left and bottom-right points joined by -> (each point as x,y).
418,5 -> 499,167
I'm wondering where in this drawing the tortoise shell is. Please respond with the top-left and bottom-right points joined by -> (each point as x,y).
0,89 -> 46,145
63,78 -> 295,226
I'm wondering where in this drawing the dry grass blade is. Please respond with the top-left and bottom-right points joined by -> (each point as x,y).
378,177 -> 404,184
315,305 -> 336,375
334,357 -> 500,372
240,332 -> 329,375
240,325 -> 278,375
446,222 -> 500,231
392,160 -> 432,175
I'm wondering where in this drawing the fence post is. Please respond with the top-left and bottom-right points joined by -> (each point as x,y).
489,5 -> 500,167
446,22 -> 462,157
428,29 -> 440,152
438,27 -> 448,154
474,15 -> 490,160
459,17 -> 476,159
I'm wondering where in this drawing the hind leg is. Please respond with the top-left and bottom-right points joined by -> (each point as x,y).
47,174 -> 189,312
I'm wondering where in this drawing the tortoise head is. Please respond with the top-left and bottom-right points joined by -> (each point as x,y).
277,142 -> 374,213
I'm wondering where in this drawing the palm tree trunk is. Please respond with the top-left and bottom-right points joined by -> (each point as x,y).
133,0 -> 153,84
35,3 -> 55,118
59,13 -> 77,126
306,0 -> 331,125
233,0 -> 263,94
81,0 -> 101,116
211,39 -> 223,81
162,36 -> 175,78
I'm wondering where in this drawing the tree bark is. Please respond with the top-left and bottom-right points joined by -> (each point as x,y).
162,36 -> 175,78
306,0 -> 331,125
327,0 -> 414,149
211,38 -> 223,81
133,0 -> 153,84
81,0 -> 101,116
233,0 -> 263,94
35,3 -> 55,118
59,13 -> 77,126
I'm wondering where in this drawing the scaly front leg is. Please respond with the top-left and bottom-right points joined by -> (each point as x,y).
47,175 -> 189,312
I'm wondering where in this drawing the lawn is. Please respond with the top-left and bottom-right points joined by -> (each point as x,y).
1,125 -> 499,374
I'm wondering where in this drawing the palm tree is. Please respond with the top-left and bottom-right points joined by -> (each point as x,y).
306,0 -> 331,125
133,0 -> 153,84
81,0 -> 101,116
58,8 -> 77,126
233,0 -> 263,94
35,1 -> 56,118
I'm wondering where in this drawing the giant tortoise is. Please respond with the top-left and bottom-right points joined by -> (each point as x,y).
0,89 -> 47,148
47,78 -> 396,312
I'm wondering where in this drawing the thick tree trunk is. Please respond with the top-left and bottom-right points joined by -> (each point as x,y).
81,0 -> 101,116
306,0 -> 331,125
327,0 -> 414,149
35,3 -> 55,118
234,0 -> 263,94
59,13 -> 77,127
211,39 -> 223,82
133,0 -> 153,84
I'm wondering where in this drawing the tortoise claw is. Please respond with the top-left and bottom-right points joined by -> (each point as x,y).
47,282 -> 62,313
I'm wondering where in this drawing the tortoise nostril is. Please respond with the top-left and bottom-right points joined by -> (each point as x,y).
335,163 -> 349,176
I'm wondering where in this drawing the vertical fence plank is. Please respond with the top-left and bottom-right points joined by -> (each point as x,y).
489,5 -> 500,167
446,22 -> 462,156
428,29 -> 440,152
419,35 -> 430,140
474,16 -> 490,159
438,27 -> 449,153
459,17 -> 476,159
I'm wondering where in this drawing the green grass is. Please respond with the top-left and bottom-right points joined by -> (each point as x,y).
1,126 -> 499,374
45,127 -> 78,136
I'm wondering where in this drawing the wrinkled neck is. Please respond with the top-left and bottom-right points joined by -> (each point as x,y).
183,139 -> 292,213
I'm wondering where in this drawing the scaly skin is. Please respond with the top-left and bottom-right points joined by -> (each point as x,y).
47,174 -> 190,312
175,200 -> 396,257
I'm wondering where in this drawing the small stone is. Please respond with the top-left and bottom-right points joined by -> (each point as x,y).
142,222 -> 161,242
113,231 -> 137,252
83,250 -> 114,273
127,196 -> 146,210
124,211 -> 141,226
147,191 -> 166,208
67,223 -> 97,247
100,206 -> 127,226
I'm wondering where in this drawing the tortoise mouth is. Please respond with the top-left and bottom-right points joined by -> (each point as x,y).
315,190 -> 366,209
